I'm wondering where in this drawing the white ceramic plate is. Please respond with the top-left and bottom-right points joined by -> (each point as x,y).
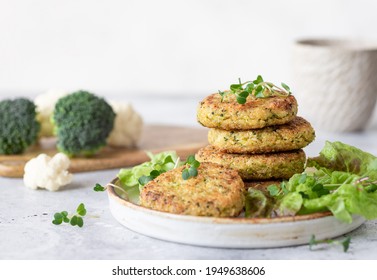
107,181 -> 365,249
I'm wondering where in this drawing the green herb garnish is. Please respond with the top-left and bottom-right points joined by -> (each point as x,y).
114,151 -> 182,203
93,182 -> 131,195
219,76 -> 292,104
267,181 -> 289,198
309,234 -> 351,252
138,170 -> 162,186
182,155 -> 200,180
267,185 -> 280,197
93,151 -> 182,204
93,183 -> 106,192
52,203 -> 86,228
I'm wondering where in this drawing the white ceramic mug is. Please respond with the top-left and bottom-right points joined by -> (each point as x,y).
292,39 -> 377,132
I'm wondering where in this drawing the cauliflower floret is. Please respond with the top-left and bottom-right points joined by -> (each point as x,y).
24,153 -> 73,191
107,102 -> 143,148
35,89 -> 68,137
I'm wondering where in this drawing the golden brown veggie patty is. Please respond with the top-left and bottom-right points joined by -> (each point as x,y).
197,93 -> 298,130
208,116 -> 315,154
140,162 -> 245,217
196,146 -> 306,180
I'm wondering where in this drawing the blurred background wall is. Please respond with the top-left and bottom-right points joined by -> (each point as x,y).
0,0 -> 376,97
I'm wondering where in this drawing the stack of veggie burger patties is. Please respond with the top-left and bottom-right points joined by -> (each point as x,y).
196,77 -> 315,188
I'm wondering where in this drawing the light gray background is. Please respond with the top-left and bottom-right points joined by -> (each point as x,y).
1,0 -> 377,96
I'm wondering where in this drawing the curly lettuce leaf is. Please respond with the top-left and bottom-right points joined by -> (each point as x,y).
245,188 -> 269,218
117,151 -> 180,203
274,192 -> 303,217
276,169 -> 377,222
308,141 -> 377,180
302,182 -> 377,223
254,141 -> 377,223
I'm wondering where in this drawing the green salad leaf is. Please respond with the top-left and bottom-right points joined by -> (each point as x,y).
117,151 -> 181,203
308,141 -> 377,180
246,141 -> 377,223
245,188 -> 271,218
275,192 -> 303,217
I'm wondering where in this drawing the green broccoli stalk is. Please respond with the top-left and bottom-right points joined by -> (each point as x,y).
52,91 -> 115,157
0,98 -> 40,154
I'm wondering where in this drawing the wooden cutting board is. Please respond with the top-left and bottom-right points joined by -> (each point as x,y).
0,125 -> 208,178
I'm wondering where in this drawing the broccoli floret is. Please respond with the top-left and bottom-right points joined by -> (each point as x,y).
52,90 -> 115,157
0,98 -> 40,154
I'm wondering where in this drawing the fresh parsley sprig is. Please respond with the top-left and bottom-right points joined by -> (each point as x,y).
182,155 -> 200,180
309,234 -> 351,253
52,203 -> 86,228
219,75 -> 292,104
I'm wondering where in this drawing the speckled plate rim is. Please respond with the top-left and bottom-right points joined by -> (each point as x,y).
107,178 -> 365,248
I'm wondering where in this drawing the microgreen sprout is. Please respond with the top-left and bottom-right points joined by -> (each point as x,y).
137,156 -> 181,186
182,155 -> 200,180
93,183 -> 128,193
93,183 -> 106,192
267,185 -> 280,197
354,176 -> 377,193
219,75 -> 292,104
267,181 -> 289,197
52,203 -> 86,228
309,234 -> 351,253
138,170 -> 161,186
